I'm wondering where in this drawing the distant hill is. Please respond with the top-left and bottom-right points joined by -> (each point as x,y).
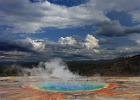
0,54 -> 140,76
67,54 -> 140,76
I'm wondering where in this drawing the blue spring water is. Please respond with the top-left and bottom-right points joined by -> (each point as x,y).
33,81 -> 107,92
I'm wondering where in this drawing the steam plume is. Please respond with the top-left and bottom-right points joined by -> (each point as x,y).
22,58 -> 79,80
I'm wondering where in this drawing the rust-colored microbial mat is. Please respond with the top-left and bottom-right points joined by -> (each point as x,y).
0,77 -> 140,100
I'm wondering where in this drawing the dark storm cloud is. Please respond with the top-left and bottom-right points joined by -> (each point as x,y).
72,35 -> 85,42
94,20 -> 140,37
0,39 -> 32,52
124,26 -> 140,34
0,0 -> 44,17
61,54 -> 93,61
98,38 -> 117,44
107,48 -> 116,50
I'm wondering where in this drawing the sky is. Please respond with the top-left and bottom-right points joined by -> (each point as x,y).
0,0 -> 140,62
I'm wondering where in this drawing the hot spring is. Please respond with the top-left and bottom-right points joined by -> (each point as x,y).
20,58 -> 107,93
31,81 -> 107,92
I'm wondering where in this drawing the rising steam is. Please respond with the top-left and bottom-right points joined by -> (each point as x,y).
20,58 -> 79,80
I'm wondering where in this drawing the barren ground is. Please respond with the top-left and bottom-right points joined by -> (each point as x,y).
0,76 -> 140,100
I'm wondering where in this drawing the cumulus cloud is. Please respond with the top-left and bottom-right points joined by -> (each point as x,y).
130,10 -> 140,22
0,34 -> 100,61
92,0 -> 140,27
129,34 -> 140,45
21,38 -> 52,61
92,0 -> 140,11
0,38 -> 52,61
116,46 -> 140,57
55,34 -> 140,60
29,37 -> 140,60
0,0 -> 109,33
26,38 -> 45,52
84,34 -> 99,49
2,51 -> 31,60
0,36 -> 140,61
59,34 -> 99,49
59,37 -> 77,45
0,0 -> 139,34
94,20 -> 140,37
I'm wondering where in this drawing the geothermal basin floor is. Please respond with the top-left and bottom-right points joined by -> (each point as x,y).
0,76 -> 140,100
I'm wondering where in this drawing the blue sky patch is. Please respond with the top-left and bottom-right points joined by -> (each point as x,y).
29,0 -> 90,7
